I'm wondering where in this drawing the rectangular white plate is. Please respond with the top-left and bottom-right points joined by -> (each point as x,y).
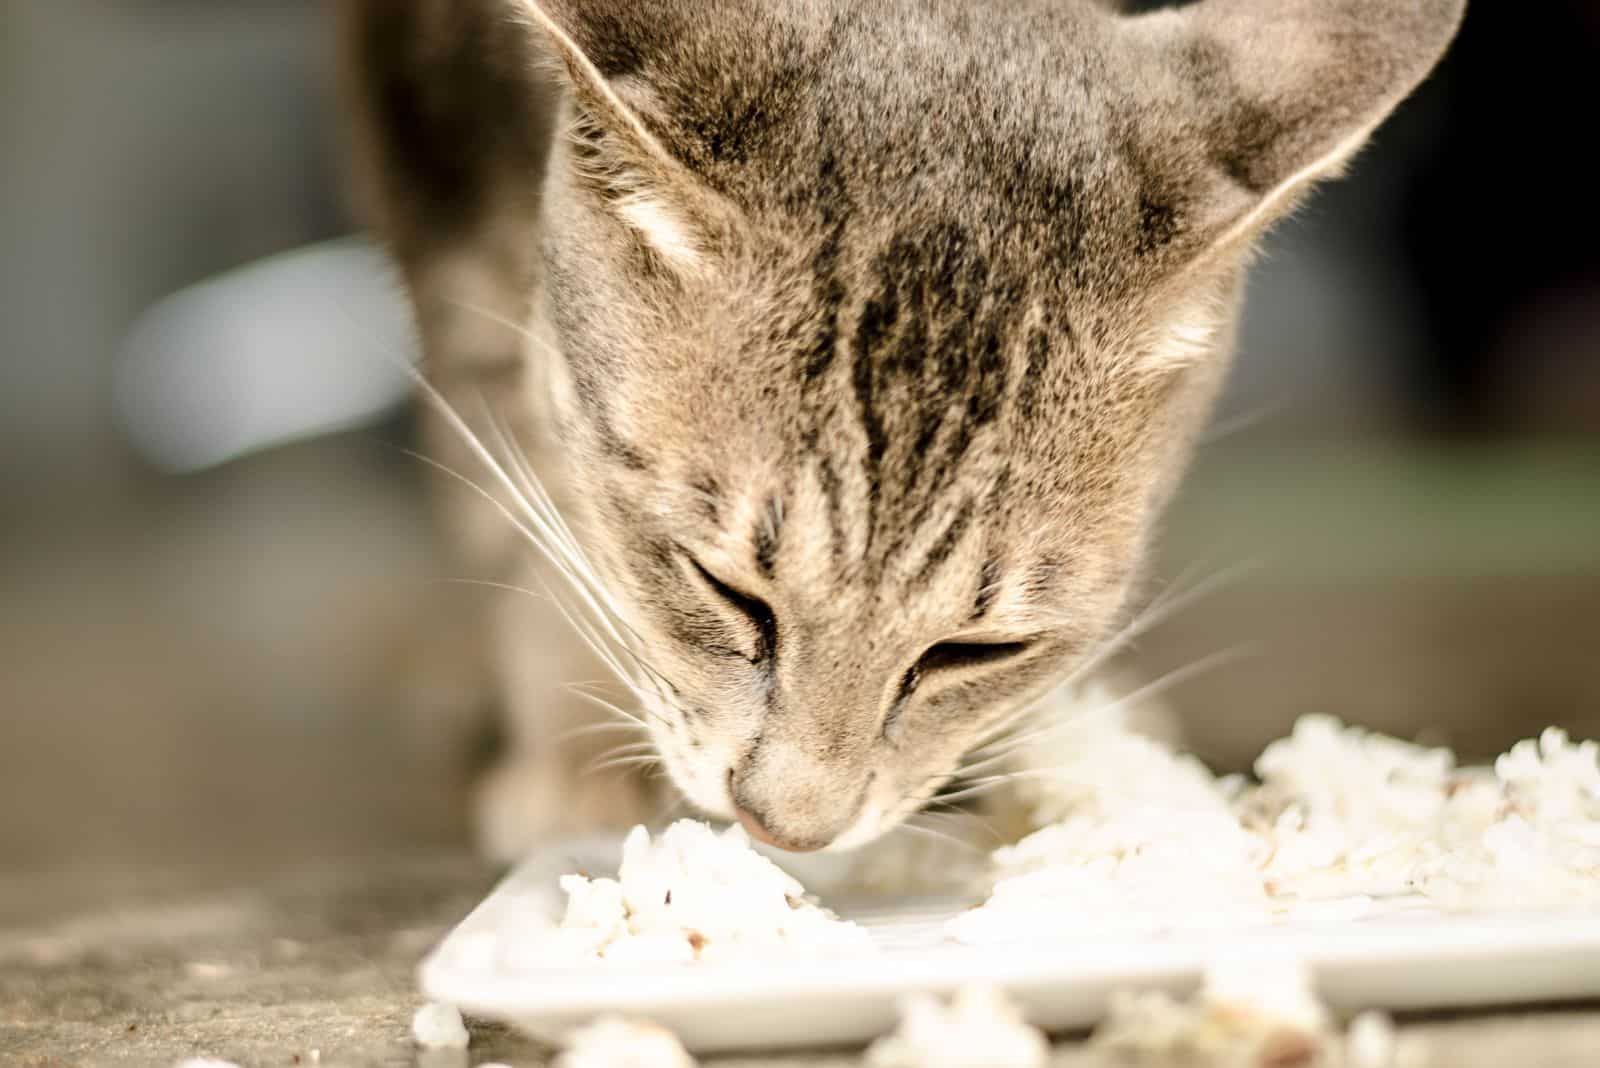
419,834 -> 1600,1054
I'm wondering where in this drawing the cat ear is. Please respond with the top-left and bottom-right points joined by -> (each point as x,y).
508,0 -> 709,270
1121,0 -> 1466,263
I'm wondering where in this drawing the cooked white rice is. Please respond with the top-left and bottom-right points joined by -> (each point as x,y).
410,1001 -> 470,1049
492,710 -> 1594,1061
526,686 -> 1594,964
865,985 -> 1048,1068
950,685 -> 1600,943
553,1017 -> 698,1068
951,682 -> 1274,942
1089,955 -> 1423,1067
529,820 -> 874,965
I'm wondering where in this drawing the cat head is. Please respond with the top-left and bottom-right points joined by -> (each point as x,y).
513,0 -> 1464,850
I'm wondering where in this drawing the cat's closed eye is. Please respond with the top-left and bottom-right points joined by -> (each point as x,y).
885,638 -> 1037,741
914,639 -> 1035,680
685,556 -> 777,664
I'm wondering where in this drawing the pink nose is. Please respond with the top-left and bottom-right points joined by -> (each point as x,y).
734,802 -> 823,853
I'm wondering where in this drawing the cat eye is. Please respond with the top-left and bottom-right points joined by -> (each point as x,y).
686,557 -> 777,663
883,638 -> 1035,742
916,639 -> 1035,677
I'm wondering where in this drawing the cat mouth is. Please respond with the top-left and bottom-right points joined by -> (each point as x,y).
822,801 -> 893,852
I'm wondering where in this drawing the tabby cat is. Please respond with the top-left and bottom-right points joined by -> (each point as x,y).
339,0 -> 1465,857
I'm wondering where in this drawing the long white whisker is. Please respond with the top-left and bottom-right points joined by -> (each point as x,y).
568,690 -> 652,729
1199,397 -> 1288,446
440,296 -> 565,363
589,754 -> 665,776
478,403 -> 679,694
484,408 -> 598,579
401,445 -> 630,663
435,303 -> 635,624
558,720 -> 649,744
447,571 -> 661,724
895,818 -> 985,856
911,805 -> 1003,846
405,375 -> 645,675
565,664 -> 668,732
925,775 -> 1020,808
331,301 -> 681,750
434,304 -> 679,685
436,540 -> 660,709
593,741 -> 658,761
960,562 -> 1255,764
539,576 -> 642,691
1064,561 -> 1258,689
961,643 -> 1257,776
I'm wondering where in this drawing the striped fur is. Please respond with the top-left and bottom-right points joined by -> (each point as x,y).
340,0 -> 1465,856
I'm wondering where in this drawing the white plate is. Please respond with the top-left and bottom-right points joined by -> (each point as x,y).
419,834 -> 1600,1054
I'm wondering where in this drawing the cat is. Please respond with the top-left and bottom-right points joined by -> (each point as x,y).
338,0 -> 1465,858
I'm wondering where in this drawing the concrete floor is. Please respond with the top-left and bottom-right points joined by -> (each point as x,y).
6,857 -> 1600,1067
4,436 -> 1599,1066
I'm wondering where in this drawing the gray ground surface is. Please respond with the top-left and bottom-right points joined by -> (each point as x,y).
4,856 -> 1600,1068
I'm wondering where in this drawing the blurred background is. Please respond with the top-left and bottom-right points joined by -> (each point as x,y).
3,1 -> 1598,887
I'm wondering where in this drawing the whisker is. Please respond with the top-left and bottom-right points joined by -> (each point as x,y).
404,375 -> 647,681
430,305 -> 680,692
441,576 -> 552,602
912,805 -> 1003,846
568,685 -> 664,732
561,680 -> 626,693
960,695 -> 1054,769
966,641 -> 1258,773
440,567 -> 662,716
593,741 -> 658,762
431,304 -> 627,607
480,409 -> 628,628
478,400 -> 681,697
1199,397 -> 1288,446
926,775 -> 1018,808
588,754 -> 665,776
544,582 -> 645,691
558,720 -> 649,744
331,302 -> 686,766
959,561 -> 1256,764
477,407 -> 583,557
1065,560 -> 1259,686
401,445 -> 633,668
440,295 -> 566,364
894,818 -> 985,856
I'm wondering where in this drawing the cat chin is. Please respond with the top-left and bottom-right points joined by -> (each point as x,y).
654,747 -> 738,823
823,806 -> 894,853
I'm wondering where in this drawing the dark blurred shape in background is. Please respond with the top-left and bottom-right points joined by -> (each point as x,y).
1401,0 -> 1600,435
1,2 -> 1597,881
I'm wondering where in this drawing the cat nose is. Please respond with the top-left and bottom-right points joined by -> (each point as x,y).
732,798 -> 826,853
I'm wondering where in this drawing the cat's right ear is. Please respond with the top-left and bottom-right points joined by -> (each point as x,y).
508,0 -> 713,270
1119,0 -> 1467,267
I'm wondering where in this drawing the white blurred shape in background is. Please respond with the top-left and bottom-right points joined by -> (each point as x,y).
116,239 -> 417,473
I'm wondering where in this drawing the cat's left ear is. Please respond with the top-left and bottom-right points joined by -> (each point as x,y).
1119,0 -> 1467,265
509,0 -> 713,270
